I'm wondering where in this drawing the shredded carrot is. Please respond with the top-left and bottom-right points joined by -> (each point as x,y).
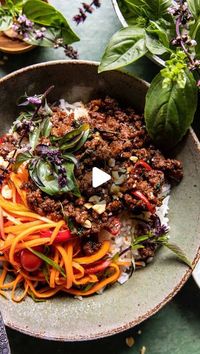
0,179 -> 125,302
8,223 -> 57,265
49,249 -> 59,288
74,240 -> 110,264
65,263 -> 120,296
0,207 -> 5,240
10,173 -> 28,207
56,243 -> 74,289
49,220 -> 65,244
4,220 -> 43,234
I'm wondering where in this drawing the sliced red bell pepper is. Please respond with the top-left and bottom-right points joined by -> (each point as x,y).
133,160 -> 152,171
40,229 -> 72,244
106,217 -> 121,236
0,135 -> 6,145
84,259 -> 111,274
132,190 -> 155,214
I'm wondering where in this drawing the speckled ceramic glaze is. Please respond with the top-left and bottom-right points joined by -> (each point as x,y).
0,61 -> 199,341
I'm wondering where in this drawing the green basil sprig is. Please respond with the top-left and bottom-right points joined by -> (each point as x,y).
144,64 -> 198,149
22,0 -> 79,44
99,0 -> 200,149
98,26 -> 147,72
29,159 -> 81,197
99,0 -> 175,72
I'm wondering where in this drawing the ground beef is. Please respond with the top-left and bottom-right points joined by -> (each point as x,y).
17,96 -> 183,237
138,243 -> 156,260
0,135 -> 17,159
82,237 -> 102,256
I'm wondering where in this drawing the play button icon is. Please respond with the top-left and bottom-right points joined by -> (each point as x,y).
92,167 -> 111,188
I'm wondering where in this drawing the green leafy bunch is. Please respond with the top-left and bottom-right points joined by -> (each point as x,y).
0,0 -> 79,52
13,91 -> 90,197
99,0 -> 200,149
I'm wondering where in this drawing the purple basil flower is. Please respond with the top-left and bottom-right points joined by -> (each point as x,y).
17,14 -> 28,24
25,19 -> 34,28
154,224 -> 169,237
34,29 -> 45,40
23,32 -> 30,40
27,96 -> 42,105
12,23 -> 20,32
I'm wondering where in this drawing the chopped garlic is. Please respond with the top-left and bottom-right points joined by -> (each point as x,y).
92,200 -> 106,214
130,156 -> 138,162
83,220 -> 92,228
112,171 -> 119,180
110,184 -> 120,194
1,185 -> 12,200
84,203 -> 93,209
108,158 -> 115,167
89,195 -> 101,203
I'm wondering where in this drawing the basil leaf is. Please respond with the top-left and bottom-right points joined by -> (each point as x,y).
132,234 -> 151,245
117,0 -> 141,25
122,0 -> 148,18
23,0 -> 79,44
13,151 -> 32,171
144,69 -> 198,149
146,19 -> 173,48
144,0 -> 172,20
29,159 -> 45,187
40,117 -> 52,138
0,15 -> 13,31
162,242 -> 193,269
62,153 -> 78,165
27,247 -> 66,277
72,128 -> 90,152
145,32 -> 168,55
122,0 -> 172,20
60,132 -> 84,151
64,161 -> 81,197
29,126 -> 41,149
187,0 -> 200,18
98,26 -> 147,73
53,123 -> 90,151
30,159 -> 80,197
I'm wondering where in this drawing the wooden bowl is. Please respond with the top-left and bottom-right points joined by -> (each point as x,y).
0,32 -> 34,54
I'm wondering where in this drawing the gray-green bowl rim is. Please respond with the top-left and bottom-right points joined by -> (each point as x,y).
0,60 -> 199,341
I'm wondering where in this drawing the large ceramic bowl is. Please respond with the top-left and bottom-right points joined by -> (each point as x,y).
0,60 -> 199,341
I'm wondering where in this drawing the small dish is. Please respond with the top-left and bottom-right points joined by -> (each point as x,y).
0,0 -> 48,54
0,32 -> 34,54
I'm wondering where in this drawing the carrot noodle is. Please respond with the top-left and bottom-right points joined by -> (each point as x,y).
50,249 -> 59,288
0,178 -> 122,301
10,172 -> 28,207
0,207 -> 5,240
73,241 -> 111,264
64,263 -> 120,296
2,210 -> 22,225
49,220 -> 65,244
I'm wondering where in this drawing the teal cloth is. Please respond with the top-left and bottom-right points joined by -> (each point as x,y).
0,1 -> 200,353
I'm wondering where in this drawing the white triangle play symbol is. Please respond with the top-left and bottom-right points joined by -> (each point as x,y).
92,167 -> 111,188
